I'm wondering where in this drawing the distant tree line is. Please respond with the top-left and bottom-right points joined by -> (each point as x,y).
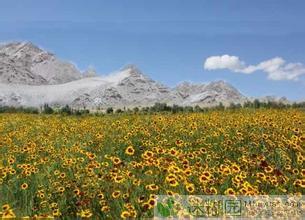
106,100 -> 305,114
0,106 -> 39,114
0,104 -> 89,115
0,99 -> 305,115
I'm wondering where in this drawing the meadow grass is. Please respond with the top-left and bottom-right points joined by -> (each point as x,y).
0,109 -> 305,218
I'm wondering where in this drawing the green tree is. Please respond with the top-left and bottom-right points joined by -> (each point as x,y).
60,105 -> 72,115
42,104 -> 54,114
253,99 -> 261,109
106,107 -> 113,114
133,107 -> 139,113
115,108 -> 123,114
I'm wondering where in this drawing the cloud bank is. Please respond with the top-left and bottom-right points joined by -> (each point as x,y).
204,55 -> 305,81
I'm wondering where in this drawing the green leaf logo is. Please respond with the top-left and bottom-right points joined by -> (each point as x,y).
167,198 -> 174,209
157,202 -> 171,217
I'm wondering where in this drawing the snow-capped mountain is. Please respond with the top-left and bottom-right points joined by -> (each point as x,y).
0,42 -> 82,84
0,65 -> 246,108
0,41 -> 249,109
0,65 -> 174,108
72,65 -> 173,108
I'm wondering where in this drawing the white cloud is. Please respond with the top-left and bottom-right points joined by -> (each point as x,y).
204,55 -> 305,81
204,55 -> 245,72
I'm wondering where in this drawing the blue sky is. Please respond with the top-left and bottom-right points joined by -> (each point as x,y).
0,0 -> 305,100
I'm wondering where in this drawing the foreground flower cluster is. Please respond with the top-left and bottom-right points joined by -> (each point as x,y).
0,109 -> 304,218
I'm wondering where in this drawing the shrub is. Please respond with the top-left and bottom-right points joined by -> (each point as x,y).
106,107 -> 113,114
42,104 -> 54,114
60,105 -> 72,115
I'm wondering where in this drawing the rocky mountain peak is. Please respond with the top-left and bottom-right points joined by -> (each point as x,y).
117,64 -> 156,85
0,41 -> 82,85
121,64 -> 146,78
172,79 -> 246,106
205,80 -> 240,93
0,41 -> 47,58
174,81 -> 204,99
207,80 -> 228,87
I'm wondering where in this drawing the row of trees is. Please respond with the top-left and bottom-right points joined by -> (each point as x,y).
0,104 -> 89,115
1,99 -> 305,115
106,100 -> 305,114
41,104 -> 90,115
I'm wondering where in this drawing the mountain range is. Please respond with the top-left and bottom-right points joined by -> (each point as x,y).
0,42 -> 290,109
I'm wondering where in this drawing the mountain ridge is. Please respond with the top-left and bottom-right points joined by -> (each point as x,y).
0,41 -> 83,85
0,41 -> 293,109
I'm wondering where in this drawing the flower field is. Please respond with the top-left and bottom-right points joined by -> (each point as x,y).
0,109 -> 305,218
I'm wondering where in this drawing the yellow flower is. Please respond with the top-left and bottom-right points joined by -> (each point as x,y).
199,171 -> 212,183
264,166 -> 274,173
186,183 -> 195,193
59,172 -> 66,178
114,175 -> 124,183
301,169 -> 305,177
209,187 -> 218,194
52,209 -> 61,217
142,150 -> 154,159
224,188 -> 236,195
166,190 -> 177,196
2,209 -> 16,218
2,204 -> 10,212
50,202 -> 58,209
137,195 -> 146,203
125,146 -> 135,155
57,187 -> 65,193
112,190 -> 121,198
112,157 -> 121,165
97,193 -> 104,199
73,189 -> 81,196
101,206 -> 110,212
77,209 -> 93,218
231,164 -> 241,173
145,184 -> 159,191
121,210 -> 130,219
169,179 -> 179,187
21,183 -> 28,190
147,198 -> 156,208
